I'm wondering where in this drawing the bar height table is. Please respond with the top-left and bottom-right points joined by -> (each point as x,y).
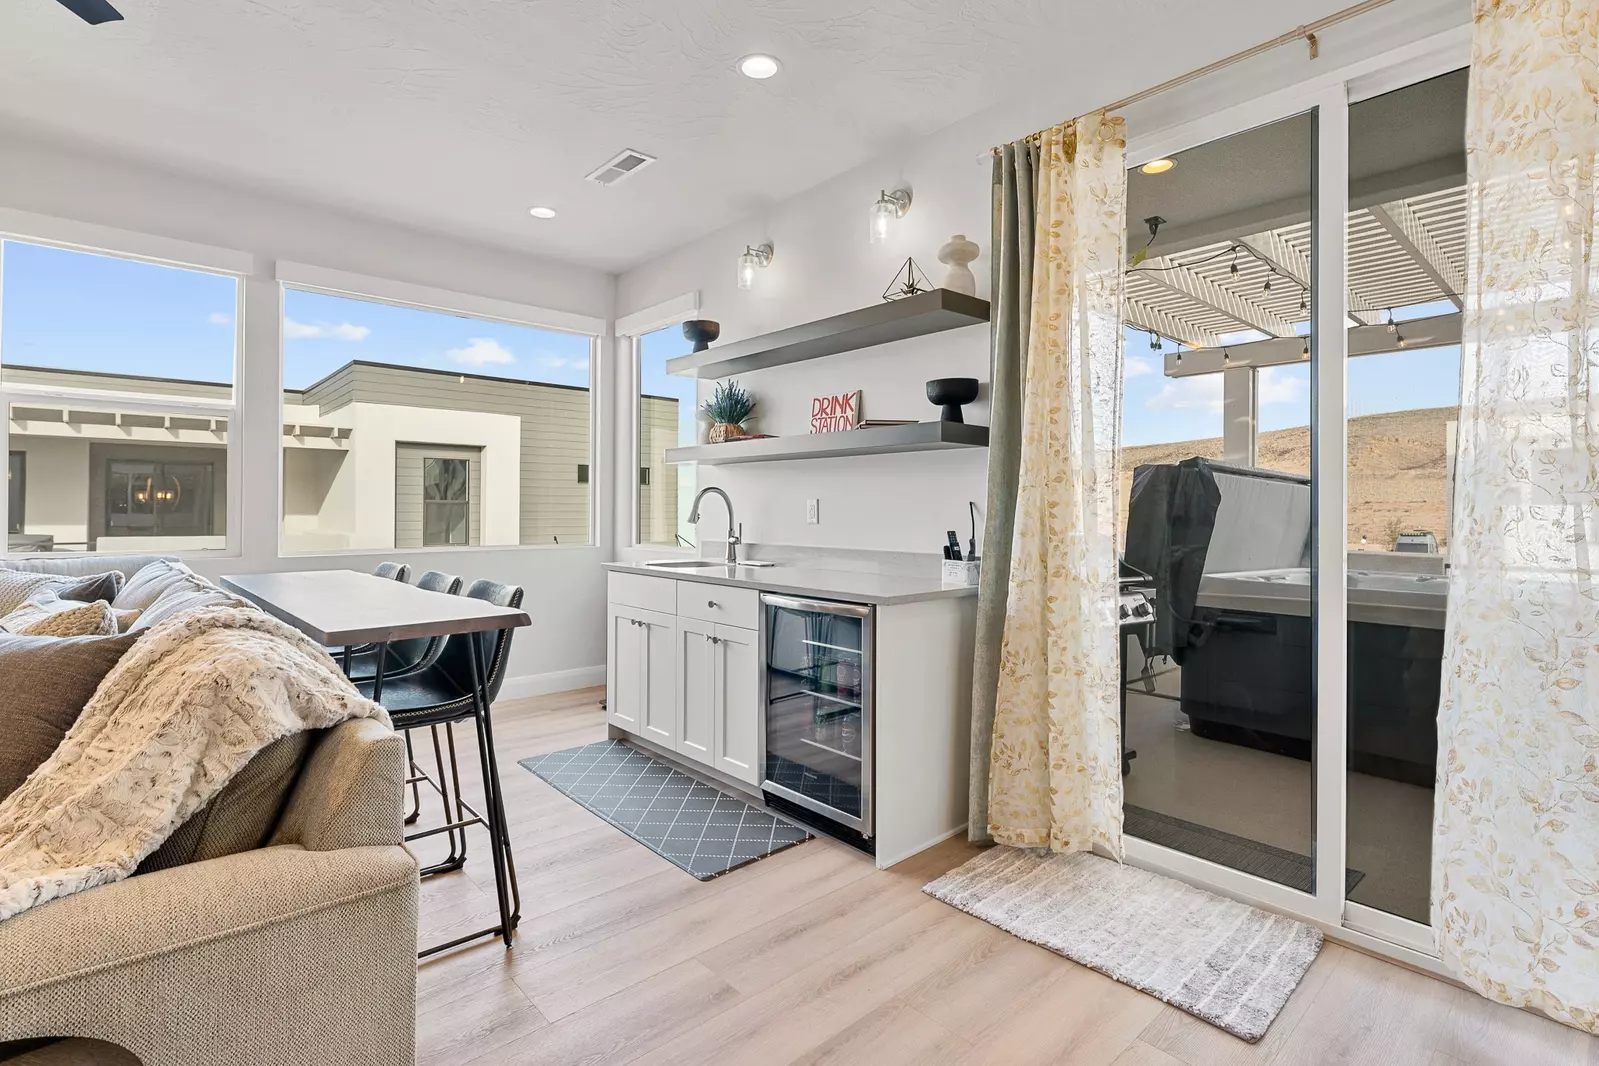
222,569 -> 531,956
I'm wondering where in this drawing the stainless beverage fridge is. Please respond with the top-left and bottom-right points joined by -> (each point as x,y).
759,594 -> 874,849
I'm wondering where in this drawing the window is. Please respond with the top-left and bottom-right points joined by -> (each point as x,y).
0,237 -> 239,553
422,457 -> 469,546
636,325 -> 696,547
105,458 -> 217,538
8,452 -> 24,535
280,285 -> 595,552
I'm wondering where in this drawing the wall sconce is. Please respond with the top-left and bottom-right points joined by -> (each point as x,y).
870,187 -> 912,244
736,243 -> 773,291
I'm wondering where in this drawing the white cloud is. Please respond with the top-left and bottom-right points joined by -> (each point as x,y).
1146,374 -> 1222,413
446,337 -> 516,367
1259,365 -> 1308,406
1124,355 -> 1155,379
1144,367 -> 1307,414
207,311 -> 232,326
284,318 -> 370,341
533,352 -> 589,374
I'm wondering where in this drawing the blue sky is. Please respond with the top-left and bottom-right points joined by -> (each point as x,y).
0,240 -> 593,391
0,237 -> 1460,449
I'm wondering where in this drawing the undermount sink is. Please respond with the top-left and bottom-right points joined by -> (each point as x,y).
641,559 -> 777,569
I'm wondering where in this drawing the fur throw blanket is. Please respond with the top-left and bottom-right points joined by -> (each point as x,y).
0,604 -> 388,921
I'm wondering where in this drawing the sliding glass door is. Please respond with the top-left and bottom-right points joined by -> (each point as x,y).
1117,49 -> 1468,954
1119,110 -> 1320,899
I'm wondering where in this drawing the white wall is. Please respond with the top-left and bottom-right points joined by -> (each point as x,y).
0,128 -> 617,693
614,0 -> 1469,560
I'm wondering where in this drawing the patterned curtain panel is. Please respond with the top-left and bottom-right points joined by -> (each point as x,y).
987,114 -> 1127,855
1434,0 -> 1599,1032
969,140 -> 1037,843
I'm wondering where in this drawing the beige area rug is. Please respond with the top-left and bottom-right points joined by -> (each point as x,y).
924,846 -> 1322,1042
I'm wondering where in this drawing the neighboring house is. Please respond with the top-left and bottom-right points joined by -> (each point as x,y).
3,362 -> 677,553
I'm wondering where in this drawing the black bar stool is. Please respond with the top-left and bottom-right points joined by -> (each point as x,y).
356,579 -> 524,956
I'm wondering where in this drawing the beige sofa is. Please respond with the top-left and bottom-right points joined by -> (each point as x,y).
0,557 -> 419,1066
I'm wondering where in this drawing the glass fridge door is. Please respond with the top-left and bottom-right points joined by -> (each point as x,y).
762,595 -> 872,832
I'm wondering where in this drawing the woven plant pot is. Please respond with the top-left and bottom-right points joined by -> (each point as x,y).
708,422 -> 746,444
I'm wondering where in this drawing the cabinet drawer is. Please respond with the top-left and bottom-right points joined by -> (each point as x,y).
677,582 -> 760,629
608,572 -> 677,615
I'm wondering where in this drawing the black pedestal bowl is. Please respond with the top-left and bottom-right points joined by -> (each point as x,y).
682,319 -> 721,353
926,377 -> 979,423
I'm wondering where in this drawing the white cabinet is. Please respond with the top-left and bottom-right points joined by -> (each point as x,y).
713,624 -> 760,785
606,602 -> 677,749
607,574 -> 763,789
677,617 -> 717,763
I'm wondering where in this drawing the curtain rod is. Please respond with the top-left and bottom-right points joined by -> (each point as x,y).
996,0 -> 1401,151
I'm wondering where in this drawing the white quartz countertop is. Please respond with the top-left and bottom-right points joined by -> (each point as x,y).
603,560 -> 977,606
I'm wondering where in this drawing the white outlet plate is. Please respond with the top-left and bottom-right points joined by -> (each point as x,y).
806,499 -> 819,524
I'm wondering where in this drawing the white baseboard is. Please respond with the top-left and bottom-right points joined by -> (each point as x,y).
876,823 -> 969,870
496,665 -> 606,702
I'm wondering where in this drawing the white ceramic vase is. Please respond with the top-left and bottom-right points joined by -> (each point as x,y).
937,234 -> 980,295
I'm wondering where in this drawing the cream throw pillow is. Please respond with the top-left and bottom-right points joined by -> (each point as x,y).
2,587 -> 116,637
19,600 -> 118,637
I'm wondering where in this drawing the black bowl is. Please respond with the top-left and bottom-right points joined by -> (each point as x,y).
683,319 -> 721,353
926,377 -> 980,422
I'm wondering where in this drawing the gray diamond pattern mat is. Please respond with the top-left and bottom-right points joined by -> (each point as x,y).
519,739 -> 810,880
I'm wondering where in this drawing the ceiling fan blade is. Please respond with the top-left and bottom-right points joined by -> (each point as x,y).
54,0 -> 124,24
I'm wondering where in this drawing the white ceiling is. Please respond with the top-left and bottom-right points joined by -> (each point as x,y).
0,0 -> 1352,273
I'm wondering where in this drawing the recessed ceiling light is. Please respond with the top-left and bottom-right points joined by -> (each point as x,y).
527,206 -> 557,219
1140,158 -> 1176,175
737,54 -> 781,79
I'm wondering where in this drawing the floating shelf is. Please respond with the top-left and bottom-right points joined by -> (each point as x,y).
664,288 -> 990,379
666,421 -> 988,466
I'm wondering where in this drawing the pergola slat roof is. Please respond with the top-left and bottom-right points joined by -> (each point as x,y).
1126,185 -> 1466,347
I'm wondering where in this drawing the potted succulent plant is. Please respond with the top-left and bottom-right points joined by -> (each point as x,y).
701,379 -> 757,443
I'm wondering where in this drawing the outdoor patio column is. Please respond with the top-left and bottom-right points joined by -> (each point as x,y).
1222,365 -> 1257,466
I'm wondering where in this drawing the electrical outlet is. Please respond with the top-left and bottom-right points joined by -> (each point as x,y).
806,499 -> 819,525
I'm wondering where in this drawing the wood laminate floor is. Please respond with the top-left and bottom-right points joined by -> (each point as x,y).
412,687 -> 1596,1066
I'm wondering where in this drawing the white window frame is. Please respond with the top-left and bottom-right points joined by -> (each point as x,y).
274,261 -> 605,556
616,293 -> 700,555
0,209 -> 249,558
1117,24 -> 1470,976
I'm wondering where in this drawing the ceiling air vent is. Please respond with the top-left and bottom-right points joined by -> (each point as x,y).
585,148 -> 657,187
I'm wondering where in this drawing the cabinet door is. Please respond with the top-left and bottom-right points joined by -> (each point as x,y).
677,617 -> 717,764
714,624 -> 761,786
606,604 -> 644,733
639,610 -> 679,749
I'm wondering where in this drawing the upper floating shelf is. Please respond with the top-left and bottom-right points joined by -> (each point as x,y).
664,288 -> 991,379
665,421 -> 988,466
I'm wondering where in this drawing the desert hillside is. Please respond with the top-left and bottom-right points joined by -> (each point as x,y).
1119,406 -> 1455,549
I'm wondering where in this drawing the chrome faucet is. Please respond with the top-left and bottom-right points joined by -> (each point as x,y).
688,486 -> 741,565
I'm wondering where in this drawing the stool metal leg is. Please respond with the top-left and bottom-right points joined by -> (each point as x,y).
465,631 -> 517,947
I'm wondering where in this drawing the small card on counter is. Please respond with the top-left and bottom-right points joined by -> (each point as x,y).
942,559 -> 980,588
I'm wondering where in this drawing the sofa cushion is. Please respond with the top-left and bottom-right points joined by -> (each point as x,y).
111,559 -> 197,613
0,632 -> 140,800
138,732 -> 313,874
128,579 -> 241,633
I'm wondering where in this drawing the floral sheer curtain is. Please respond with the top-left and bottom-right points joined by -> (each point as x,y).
1433,0 -> 1599,1032
986,114 -> 1127,856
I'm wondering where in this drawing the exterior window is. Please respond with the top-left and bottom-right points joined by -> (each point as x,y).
8,452 -> 24,535
281,286 -> 595,552
105,459 -> 217,539
577,463 -> 589,484
0,238 -> 238,553
422,457 -> 469,546
636,325 -> 696,547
